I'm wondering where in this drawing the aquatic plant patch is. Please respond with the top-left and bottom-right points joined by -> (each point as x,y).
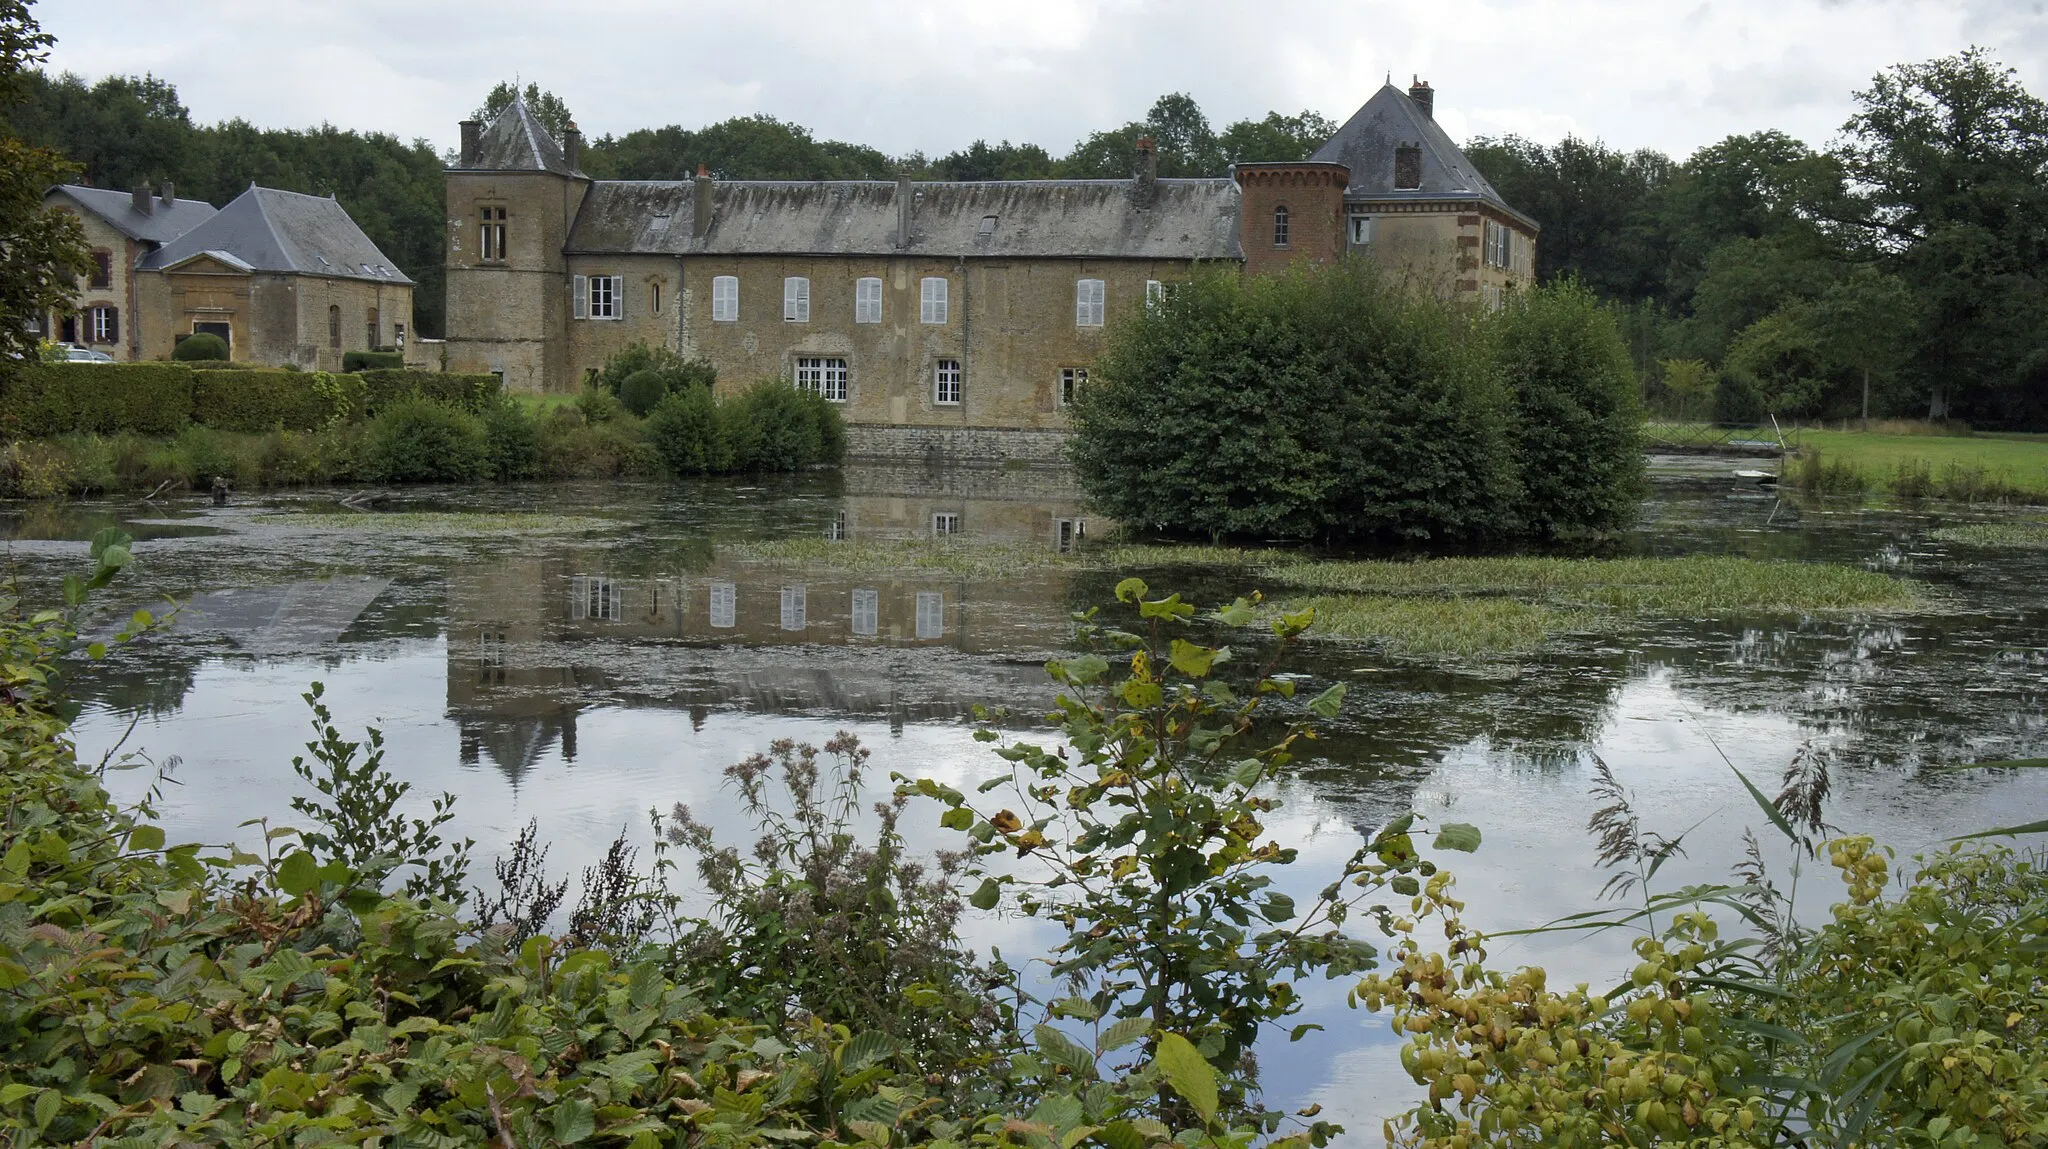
1276,594 -> 1593,657
251,511 -> 622,535
1929,519 -> 2048,549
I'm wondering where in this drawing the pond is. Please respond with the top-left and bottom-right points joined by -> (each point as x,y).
5,460 -> 2046,1142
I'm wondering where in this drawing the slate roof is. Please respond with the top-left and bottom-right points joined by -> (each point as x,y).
565,178 -> 1243,261
1311,84 -> 1539,231
51,184 -> 219,245
140,186 -> 413,284
461,96 -> 580,176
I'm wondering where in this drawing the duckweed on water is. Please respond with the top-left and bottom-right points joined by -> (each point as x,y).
1278,595 -> 1594,657
1264,554 -> 1915,612
1930,520 -> 2048,549
252,511 -> 622,535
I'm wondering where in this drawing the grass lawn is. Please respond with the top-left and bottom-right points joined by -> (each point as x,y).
507,393 -> 584,417
1800,430 -> 2048,500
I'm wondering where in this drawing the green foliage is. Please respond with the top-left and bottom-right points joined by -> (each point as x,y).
619,368 -> 670,417
475,80 -> 574,143
481,397 -> 542,480
1070,263 -> 1519,543
0,361 -> 193,437
289,681 -> 472,903
359,395 -> 491,483
646,384 -> 732,474
1656,358 -> 1717,419
190,367 -> 335,431
909,581 -> 1447,1135
342,349 -> 406,372
170,331 -> 229,361
575,383 -> 627,424
356,368 -> 500,414
666,735 -> 1015,1076
0,1 -> 89,365
1492,280 -> 1646,537
727,379 -> 842,472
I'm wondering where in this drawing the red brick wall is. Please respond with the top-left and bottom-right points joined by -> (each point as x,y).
1233,164 -> 1348,277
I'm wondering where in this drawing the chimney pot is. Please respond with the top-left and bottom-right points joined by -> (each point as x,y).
1133,136 -> 1159,207
131,186 -> 152,215
693,167 -> 715,238
563,120 -> 583,171
1408,77 -> 1435,120
459,119 -> 483,167
896,174 -> 916,249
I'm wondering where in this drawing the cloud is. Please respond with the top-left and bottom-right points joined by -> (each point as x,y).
35,0 -> 2046,161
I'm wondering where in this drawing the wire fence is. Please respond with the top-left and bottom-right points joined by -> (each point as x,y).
1641,420 -> 1799,455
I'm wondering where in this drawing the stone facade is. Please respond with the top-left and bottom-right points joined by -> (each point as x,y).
41,183 -> 413,366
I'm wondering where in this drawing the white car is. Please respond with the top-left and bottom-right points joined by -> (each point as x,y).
61,345 -> 114,363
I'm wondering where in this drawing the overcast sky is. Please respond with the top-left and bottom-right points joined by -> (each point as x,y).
37,0 -> 2048,161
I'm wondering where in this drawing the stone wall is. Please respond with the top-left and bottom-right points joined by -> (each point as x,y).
843,423 -> 1072,467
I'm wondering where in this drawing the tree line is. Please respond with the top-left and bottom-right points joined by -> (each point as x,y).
12,53 -> 2046,428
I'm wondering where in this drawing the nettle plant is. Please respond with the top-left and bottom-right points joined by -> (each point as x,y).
902,579 -> 1479,1137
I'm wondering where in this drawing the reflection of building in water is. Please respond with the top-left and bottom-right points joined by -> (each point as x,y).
167,576 -> 393,653
444,474 -> 1103,780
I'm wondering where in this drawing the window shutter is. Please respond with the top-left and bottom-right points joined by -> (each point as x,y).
573,274 -> 588,320
611,276 -> 624,318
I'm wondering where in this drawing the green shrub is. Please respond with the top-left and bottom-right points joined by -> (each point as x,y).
253,429 -> 334,486
341,349 -> 405,372
171,332 -> 229,361
646,386 -> 731,474
618,368 -> 669,417
191,369 -> 336,433
359,396 -> 491,483
482,399 -> 542,481
536,415 -> 660,478
172,425 -> 241,487
574,384 -> 626,425
728,379 -> 833,471
594,340 -> 716,396
1071,263 -> 1515,542
1491,280 -> 1646,537
0,363 -> 194,438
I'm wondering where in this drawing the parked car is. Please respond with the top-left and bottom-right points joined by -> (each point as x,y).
62,345 -> 114,363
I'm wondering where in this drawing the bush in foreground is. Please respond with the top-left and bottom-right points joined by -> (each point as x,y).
360,395 -> 490,483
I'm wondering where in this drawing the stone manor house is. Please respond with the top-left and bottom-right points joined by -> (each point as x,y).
444,79 -> 1537,462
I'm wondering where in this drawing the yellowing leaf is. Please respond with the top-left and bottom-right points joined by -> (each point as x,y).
1152,1032 -> 1218,1123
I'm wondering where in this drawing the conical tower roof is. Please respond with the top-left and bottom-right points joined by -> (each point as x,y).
1311,84 -> 1536,230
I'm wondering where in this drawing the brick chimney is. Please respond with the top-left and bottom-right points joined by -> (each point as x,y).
1409,77 -> 1434,120
1133,135 -> 1158,207
131,186 -> 153,214
896,173 -> 915,249
459,119 -> 482,167
563,120 -> 583,171
693,165 -> 715,238
158,180 -> 175,204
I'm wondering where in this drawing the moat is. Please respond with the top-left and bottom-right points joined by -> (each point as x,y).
5,461 -> 2044,1140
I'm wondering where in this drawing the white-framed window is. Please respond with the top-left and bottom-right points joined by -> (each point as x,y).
1273,204 -> 1290,247
1145,280 -> 1165,309
88,305 -> 118,344
783,276 -> 810,322
931,512 -> 960,536
934,358 -> 962,405
709,580 -> 736,629
1075,278 -> 1105,327
1483,220 -> 1513,270
827,510 -> 848,541
574,274 -> 622,320
711,275 -> 739,322
1056,517 -> 1086,553
1058,367 -> 1087,406
1348,212 -> 1373,246
779,585 -> 807,631
915,591 -> 945,640
919,277 -> 948,324
851,588 -> 879,637
570,575 -> 621,622
854,277 -> 883,323
795,357 -> 848,402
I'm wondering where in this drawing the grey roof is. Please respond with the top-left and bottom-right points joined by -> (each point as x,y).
462,96 -> 580,176
140,186 -> 413,284
1311,85 -> 1539,231
565,178 -> 1243,260
50,184 -> 218,244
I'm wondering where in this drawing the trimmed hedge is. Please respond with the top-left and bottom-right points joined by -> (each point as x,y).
191,369 -> 336,433
171,332 -> 229,361
342,349 -> 405,372
0,363 -> 502,438
0,363 -> 194,438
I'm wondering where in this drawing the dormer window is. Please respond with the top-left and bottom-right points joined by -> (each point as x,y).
1395,145 -> 1422,190
1273,204 -> 1290,248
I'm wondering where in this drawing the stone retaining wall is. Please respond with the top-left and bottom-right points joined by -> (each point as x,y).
844,424 -> 1071,468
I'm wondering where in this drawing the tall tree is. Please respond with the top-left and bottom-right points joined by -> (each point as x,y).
1835,48 -> 2048,422
1463,135 -> 1672,300
474,81 -> 574,142
1217,110 -> 1337,164
1063,93 -> 1225,178
0,0 -> 90,361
